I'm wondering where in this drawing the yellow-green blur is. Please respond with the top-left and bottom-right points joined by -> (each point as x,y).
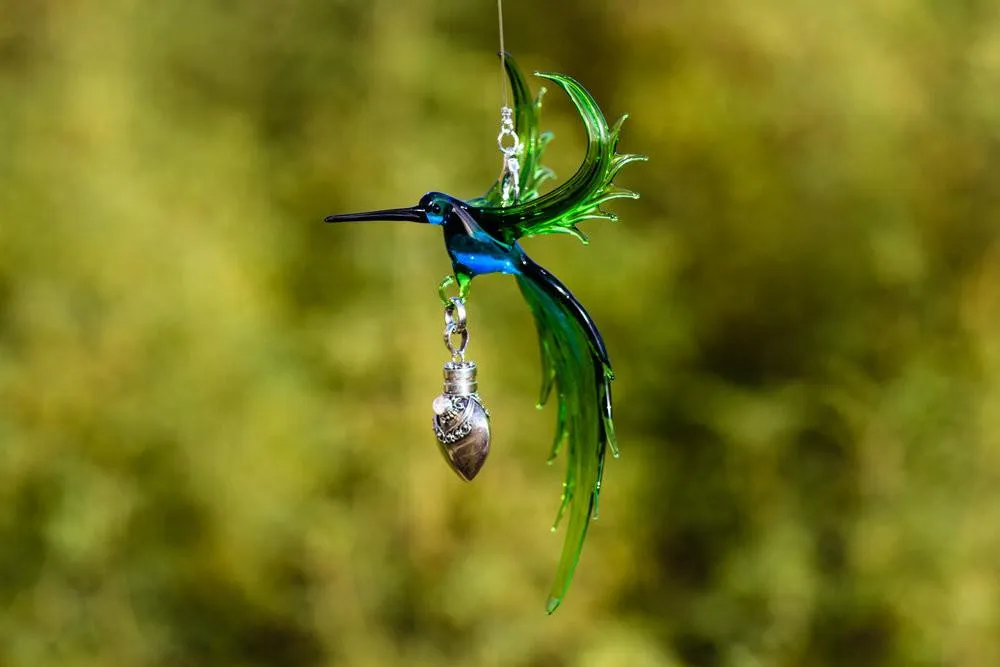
1,1 -> 999,666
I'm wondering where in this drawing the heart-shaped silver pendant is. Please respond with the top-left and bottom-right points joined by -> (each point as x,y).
432,360 -> 491,481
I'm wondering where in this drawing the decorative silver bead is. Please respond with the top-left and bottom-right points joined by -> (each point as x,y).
432,361 -> 491,481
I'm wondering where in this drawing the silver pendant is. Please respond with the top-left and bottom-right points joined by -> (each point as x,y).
433,361 -> 491,481
433,296 -> 491,481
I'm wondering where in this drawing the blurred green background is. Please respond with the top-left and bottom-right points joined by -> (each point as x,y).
2,1 -> 1000,665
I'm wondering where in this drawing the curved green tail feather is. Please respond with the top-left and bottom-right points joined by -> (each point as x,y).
516,252 -> 617,614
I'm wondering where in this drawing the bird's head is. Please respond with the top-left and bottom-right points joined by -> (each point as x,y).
324,191 -> 476,233
418,192 -> 457,226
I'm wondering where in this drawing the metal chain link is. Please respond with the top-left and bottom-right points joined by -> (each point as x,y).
443,297 -> 469,361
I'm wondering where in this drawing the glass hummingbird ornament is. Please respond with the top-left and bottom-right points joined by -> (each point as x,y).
324,53 -> 646,613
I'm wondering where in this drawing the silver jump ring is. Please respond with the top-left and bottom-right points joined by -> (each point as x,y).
443,297 -> 467,332
498,130 -> 520,155
444,324 -> 470,360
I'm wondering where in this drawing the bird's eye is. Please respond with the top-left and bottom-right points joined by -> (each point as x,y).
429,202 -> 442,214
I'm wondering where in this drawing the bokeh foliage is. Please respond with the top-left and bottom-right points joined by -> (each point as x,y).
2,1 -> 1000,665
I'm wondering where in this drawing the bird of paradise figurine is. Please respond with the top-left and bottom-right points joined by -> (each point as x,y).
325,54 -> 645,613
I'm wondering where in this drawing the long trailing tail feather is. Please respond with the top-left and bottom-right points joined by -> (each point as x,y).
516,250 -> 616,614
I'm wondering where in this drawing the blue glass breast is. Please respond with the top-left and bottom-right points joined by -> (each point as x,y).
447,233 -> 521,277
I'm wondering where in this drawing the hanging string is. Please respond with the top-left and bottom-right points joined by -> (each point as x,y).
497,0 -> 509,109
495,0 -> 520,206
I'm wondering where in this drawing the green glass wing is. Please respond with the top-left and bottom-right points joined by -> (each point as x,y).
471,53 -> 555,211
475,72 -> 646,244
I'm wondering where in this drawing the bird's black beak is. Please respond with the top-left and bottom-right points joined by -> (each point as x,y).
324,206 -> 426,224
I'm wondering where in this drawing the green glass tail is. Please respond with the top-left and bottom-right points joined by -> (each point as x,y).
516,254 -> 618,614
